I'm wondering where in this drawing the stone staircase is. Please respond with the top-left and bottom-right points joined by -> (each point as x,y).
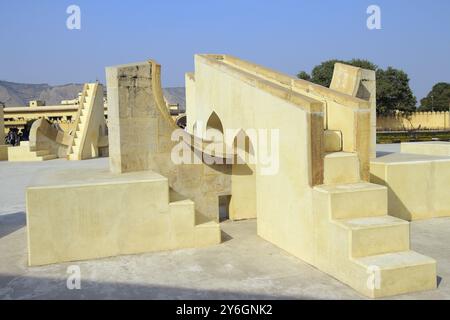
312,131 -> 437,298
8,141 -> 57,162
68,83 -> 97,160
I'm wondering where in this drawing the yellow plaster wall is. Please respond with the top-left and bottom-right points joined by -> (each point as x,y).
377,112 -> 450,131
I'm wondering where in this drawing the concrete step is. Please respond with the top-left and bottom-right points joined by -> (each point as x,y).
68,153 -> 79,160
84,97 -> 91,105
40,154 -> 57,161
353,251 -> 436,298
34,150 -> 49,157
8,146 -> 56,161
194,220 -> 221,247
324,130 -> 342,152
169,199 -> 195,228
324,152 -> 360,185
335,216 -> 410,257
168,199 -> 220,247
314,182 -> 387,219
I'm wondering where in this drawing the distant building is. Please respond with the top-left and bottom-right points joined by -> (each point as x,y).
61,92 -> 82,105
29,100 -> 46,107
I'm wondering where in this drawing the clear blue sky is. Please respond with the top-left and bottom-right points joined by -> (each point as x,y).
0,0 -> 449,101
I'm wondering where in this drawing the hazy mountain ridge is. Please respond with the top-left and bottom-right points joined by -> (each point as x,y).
0,81 -> 186,112
0,81 -> 83,107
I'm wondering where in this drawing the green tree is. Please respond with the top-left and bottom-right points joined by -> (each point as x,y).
296,71 -> 311,81
298,59 -> 376,88
347,59 -> 377,71
297,59 -> 417,115
419,82 -> 450,111
376,67 -> 417,114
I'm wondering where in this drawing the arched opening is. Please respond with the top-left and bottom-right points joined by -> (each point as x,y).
228,130 -> 257,221
205,111 -> 224,142
176,115 -> 187,129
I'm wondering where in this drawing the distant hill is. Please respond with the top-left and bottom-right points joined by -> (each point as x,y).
0,81 -> 83,107
0,81 -> 186,112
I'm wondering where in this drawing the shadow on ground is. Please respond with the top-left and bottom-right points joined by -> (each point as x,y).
0,212 -> 25,239
0,273 -> 313,300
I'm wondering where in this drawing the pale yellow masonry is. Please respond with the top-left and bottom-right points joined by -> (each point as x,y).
185,54 -> 436,298
25,54 -> 437,299
371,142 -> 450,221
67,83 -> 108,160
8,141 -> 57,161
26,169 -> 220,266
26,60 -> 222,267
3,82 -> 108,162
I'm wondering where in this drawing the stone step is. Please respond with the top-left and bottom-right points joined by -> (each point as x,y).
169,199 -> 195,228
335,216 -> 410,257
168,199 -> 221,247
84,96 -> 91,105
314,182 -> 387,219
34,150 -> 49,157
324,130 -> 342,152
8,146 -> 56,161
353,251 -> 436,298
68,153 -> 78,160
40,154 -> 57,161
194,220 -> 221,247
323,152 -> 360,185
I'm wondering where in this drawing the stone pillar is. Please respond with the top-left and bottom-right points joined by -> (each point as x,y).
106,61 -> 161,173
105,60 -> 230,221
358,69 -> 377,159
330,63 -> 376,159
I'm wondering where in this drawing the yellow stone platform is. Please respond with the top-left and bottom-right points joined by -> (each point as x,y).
401,141 -> 450,156
8,142 -> 57,162
26,168 -> 221,266
371,152 -> 450,221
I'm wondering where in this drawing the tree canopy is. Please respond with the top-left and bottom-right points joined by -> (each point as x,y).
296,71 -> 311,81
297,59 -> 417,115
419,82 -> 450,111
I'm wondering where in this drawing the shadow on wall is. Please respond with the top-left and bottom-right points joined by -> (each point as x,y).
375,151 -> 395,157
0,211 -> 25,239
369,173 -> 412,221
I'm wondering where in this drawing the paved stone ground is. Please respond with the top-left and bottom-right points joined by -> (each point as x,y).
0,151 -> 449,300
